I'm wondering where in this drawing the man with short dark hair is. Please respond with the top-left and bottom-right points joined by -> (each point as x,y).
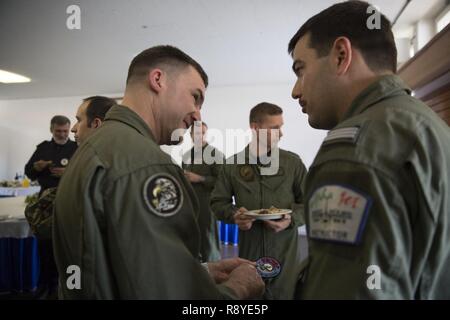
25,115 -> 77,195
289,1 -> 450,299
211,102 -> 307,299
54,45 -> 264,299
71,96 -> 116,145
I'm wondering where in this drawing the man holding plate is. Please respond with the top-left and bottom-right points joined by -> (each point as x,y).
211,102 -> 307,299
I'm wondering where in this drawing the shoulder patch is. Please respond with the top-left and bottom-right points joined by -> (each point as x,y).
308,184 -> 372,245
143,173 -> 183,217
323,127 -> 360,146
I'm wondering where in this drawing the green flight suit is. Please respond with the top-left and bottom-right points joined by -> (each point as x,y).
296,75 -> 450,299
182,144 -> 224,262
211,146 -> 307,299
53,104 -> 236,299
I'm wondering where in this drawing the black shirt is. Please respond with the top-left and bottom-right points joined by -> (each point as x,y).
24,139 -> 77,194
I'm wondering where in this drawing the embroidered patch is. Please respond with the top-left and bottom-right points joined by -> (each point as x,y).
323,127 -> 360,145
60,158 -> 69,166
308,185 -> 372,245
239,165 -> 254,182
256,257 -> 282,278
143,173 -> 183,217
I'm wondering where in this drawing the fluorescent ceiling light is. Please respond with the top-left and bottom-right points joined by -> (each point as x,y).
0,69 -> 31,83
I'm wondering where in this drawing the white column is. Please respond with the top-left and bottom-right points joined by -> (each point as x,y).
395,37 -> 412,65
414,19 -> 436,52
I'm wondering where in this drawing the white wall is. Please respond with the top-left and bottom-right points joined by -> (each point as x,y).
0,84 -> 326,180
165,83 -> 326,168
0,95 -> 82,180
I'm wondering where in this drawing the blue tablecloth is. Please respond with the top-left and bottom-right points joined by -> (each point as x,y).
0,237 -> 40,293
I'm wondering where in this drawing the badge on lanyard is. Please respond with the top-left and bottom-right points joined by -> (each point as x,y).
256,257 -> 281,278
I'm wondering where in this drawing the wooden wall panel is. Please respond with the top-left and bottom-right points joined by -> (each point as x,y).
398,24 -> 450,126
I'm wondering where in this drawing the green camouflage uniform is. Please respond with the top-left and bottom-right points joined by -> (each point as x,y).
182,144 -> 224,262
211,146 -> 307,299
296,75 -> 450,299
53,105 -> 236,299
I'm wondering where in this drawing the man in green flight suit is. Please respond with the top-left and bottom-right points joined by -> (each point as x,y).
211,102 -> 308,299
182,121 -> 224,262
53,45 -> 264,299
288,1 -> 450,299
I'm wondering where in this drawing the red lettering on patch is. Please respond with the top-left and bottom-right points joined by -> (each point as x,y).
338,191 -> 360,209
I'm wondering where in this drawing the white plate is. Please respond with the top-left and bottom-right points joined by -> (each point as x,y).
244,209 -> 292,220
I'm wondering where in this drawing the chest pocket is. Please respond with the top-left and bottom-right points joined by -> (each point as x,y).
260,166 -> 287,191
232,165 -> 258,194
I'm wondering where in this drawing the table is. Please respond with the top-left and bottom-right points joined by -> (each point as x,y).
0,186 -> 40,197
0,196 -> 39,293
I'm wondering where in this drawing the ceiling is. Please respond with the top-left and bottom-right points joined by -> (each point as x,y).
0,0 -> 445,100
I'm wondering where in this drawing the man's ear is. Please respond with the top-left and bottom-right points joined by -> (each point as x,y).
91,118 -> 102,129
331,37 -> 352,75
147,69 -> 164,92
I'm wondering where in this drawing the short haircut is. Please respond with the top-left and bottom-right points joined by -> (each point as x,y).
249,102 -> 283,124
83,96 -> 116,126
50,115 -> 70,128
126,45 -> 208,87
288,0 -> 397,73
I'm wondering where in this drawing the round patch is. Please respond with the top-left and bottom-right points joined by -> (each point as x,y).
239,165 -> 254,182
256,257 -> 282,278
60,158 -> 69,166
143,173 -> 183,218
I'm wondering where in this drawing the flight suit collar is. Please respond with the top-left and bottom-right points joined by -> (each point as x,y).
340,75 -> 412,123
242,144 -> 274,167
105,104 -> 156,142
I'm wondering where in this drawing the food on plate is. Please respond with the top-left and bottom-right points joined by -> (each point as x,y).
258,206 -> 284,215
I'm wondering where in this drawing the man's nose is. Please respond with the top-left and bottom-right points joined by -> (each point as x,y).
193,109 -> 201,122
291,81 -> 302,100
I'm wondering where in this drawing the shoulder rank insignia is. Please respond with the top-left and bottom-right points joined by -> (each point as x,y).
323,126 -> 360,146
143,173 -> 183,217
